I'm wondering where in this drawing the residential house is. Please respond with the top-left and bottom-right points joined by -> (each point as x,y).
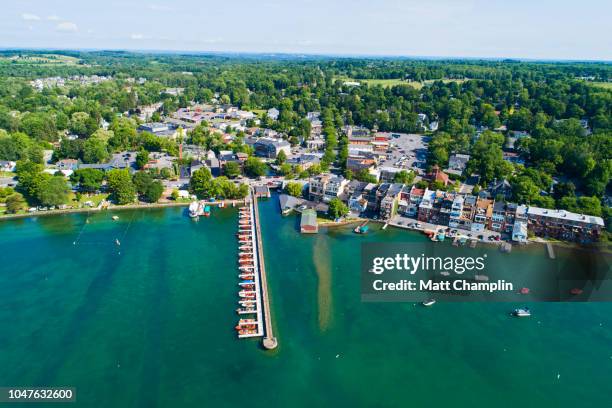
504,203 -> 518,232
490,201 -> 506,231
308,174 -> 331,202
445,154 -> 470,176
347,180 -> 369,214
512,220 -> 528,243
489,179 -> 513,200
418,188 -> 436,222
0,160 -> 16,172
401,185 -> 424,217
472,198 -> 493,232
323,175 -> 349,203
286,153 -> 321,170
379,183 -> 403,220
56,159 -> 79,171
267,108 -> 279,121
448,195 -> 467,229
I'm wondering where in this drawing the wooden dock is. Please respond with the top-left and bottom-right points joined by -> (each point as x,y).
252,193 -> 278,350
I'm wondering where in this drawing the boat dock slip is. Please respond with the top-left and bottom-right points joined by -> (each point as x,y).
236,199 -> 265,340
252,193 -> 278,349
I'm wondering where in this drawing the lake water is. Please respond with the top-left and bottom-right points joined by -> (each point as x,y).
0,199 -> 611,407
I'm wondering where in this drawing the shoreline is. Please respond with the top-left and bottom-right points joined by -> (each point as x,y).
0,201 -> 191,221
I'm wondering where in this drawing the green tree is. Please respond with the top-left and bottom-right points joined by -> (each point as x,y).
133,171 -> 154,195
38,176 -> 69,207
70,168 -> 104,193
143,180 -> 164,203
224,161 -> 241,178
82,137 -> 110,164
5,193 -> 27,213
244,157 -> 267,177
328,197 -> 349,219
286,182 -> 303,197
107,169 -> 136,204
189,167 -> 213,199
393,170 -> 415,185
135,150 -> 150,169
275,149 -> 287,165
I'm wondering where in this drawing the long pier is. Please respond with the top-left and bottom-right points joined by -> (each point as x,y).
252,193 -> 277,350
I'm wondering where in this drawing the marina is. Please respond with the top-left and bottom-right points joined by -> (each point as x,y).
233,193 -> 276,348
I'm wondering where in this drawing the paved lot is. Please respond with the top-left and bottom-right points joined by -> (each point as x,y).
389,214 -> 505,243
380,133 -> 429,174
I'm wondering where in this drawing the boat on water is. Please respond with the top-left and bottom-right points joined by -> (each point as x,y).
238,259 -> 253,264
115,239 -> 121,246
422,298 -> 436,307
218,202 -> 225,208
239,291 -> 256,298
189,201 -> 203,218
512,308 -> 531,317
354,225 -> 369,234
112,215 -> 119,220
236,307 -> 257,314
239,274 -> 255,279
203,205 -> 211,217
237,328 -> 258,335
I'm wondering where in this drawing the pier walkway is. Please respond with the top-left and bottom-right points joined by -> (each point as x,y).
252,193 -> 278,349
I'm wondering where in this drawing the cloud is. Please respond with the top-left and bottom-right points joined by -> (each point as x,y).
47,15 -> 61,21
22,13 -> 41,21
56,22 -> 78,32
131,33 -> 146,40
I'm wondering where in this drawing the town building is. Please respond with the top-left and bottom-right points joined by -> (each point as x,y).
254,138 -> 291,159
525,207 -> 604,242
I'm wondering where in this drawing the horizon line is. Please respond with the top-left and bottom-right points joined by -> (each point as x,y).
1,46 -> 611,64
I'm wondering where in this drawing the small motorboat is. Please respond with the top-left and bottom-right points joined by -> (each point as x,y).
115,239 -> 121,246
570,288 -> 584,295
512,308 -> 531,317
520,287 -> 530,295
422,298 -> 436,307
112,215 -> 119,220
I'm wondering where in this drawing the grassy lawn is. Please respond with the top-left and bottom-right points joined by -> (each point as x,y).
0,54 -> 80,65
334,76 -> 467,89
588,81 -> 612,90
75,193 -> 109,207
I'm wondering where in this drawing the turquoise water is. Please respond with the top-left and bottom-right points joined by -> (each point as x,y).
0,201 -> 611,407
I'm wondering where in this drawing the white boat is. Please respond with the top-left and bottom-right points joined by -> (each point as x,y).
112,215 -> 119,220
512,308 -> 531,317
422,298 -> 436,307
189,201 -> 202,218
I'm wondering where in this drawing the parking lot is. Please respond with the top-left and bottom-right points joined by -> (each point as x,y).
379,132 -> 429,174
389,214 -> 505,242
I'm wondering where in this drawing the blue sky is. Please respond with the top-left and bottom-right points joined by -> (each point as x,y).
2,0 -> 611,60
